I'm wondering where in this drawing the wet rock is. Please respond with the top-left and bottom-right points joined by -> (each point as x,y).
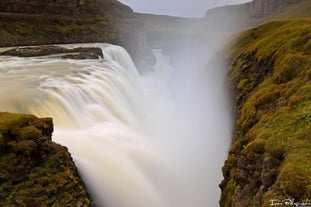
0,45 -> 103,59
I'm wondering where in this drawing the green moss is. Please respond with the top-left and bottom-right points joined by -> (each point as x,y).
17,140 -> 37,154
279,160 -> 311,199
221,18 -> 311,206
220,172 -> 237,207
243,139 -> 266,155
273,53 -> 310,83
303,39 -> 311,55
16,126 -> 42,141
0,112 -> 91,206
230,19 -> 311,61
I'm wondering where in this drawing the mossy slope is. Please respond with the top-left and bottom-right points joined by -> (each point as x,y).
0,112 -> 91,207
220,18 -> 311,207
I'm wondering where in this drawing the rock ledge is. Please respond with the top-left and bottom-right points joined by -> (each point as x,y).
0,45 -> 103,59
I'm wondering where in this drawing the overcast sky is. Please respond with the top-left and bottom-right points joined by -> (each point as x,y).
118,0 -> 252,17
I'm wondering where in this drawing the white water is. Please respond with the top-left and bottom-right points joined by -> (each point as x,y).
0,43 -> 231,207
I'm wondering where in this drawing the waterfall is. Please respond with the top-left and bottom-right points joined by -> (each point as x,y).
0,43 -> 231,207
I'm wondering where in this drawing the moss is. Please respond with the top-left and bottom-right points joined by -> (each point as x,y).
0,112 -> 91,206
221,18 -> 311,206
17,140 -> 37,155
230,19 -> 311,61
303,39 -> 311,55
243,139 -> 266,155
220,171 -> 237,207
279,160 -> 311,199
0,132 -> 4,150
16,126 -> 42,141
273,53 -> 310,84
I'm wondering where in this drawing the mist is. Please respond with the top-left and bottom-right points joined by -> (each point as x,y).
0,1 -> 243,206
119,11 -> 239,205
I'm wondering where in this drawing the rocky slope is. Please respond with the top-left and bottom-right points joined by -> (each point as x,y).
220,18 -> 311,207
0,112 -> 92,206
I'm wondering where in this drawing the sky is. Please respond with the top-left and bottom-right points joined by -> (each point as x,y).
118,0 -> 252,17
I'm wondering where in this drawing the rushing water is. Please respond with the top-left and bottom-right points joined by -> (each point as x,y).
0,43 -> 231,207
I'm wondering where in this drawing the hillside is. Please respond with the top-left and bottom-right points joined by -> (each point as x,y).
220,18 -> 311,207
0,0 -> 133,47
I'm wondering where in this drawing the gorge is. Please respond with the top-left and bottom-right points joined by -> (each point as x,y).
0,0 -> 310,206
0,42 -> 232,206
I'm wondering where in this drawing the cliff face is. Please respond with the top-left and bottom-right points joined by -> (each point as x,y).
220,18 -> 311,207
249,0 -> 303,17
0,0 -> 134,47
0,112 -> 92,206
205,0 -> 310,35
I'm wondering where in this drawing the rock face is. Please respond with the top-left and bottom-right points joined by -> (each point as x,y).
220,19 -> 311,207
249,0 -> 303,17
204,0 -> 309,35
0,112 -> 92,206
0,45 -> 103,59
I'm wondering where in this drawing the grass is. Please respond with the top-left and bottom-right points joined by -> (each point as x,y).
220,18 -> 311,207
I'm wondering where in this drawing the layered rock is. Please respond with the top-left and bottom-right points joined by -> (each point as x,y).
249,0 -> 303,17
0,112 -> 92,206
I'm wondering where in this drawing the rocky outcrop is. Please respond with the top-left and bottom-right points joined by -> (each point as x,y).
0,45 -> 103,59
0,112 -> 92,206
220,19 -> 311,207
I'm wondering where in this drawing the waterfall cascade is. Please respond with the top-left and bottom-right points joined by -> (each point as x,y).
0,43 -> 231,207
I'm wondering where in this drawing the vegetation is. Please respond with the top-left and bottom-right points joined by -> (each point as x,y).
0,112 -> 91,206
220,18 -> 311,207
